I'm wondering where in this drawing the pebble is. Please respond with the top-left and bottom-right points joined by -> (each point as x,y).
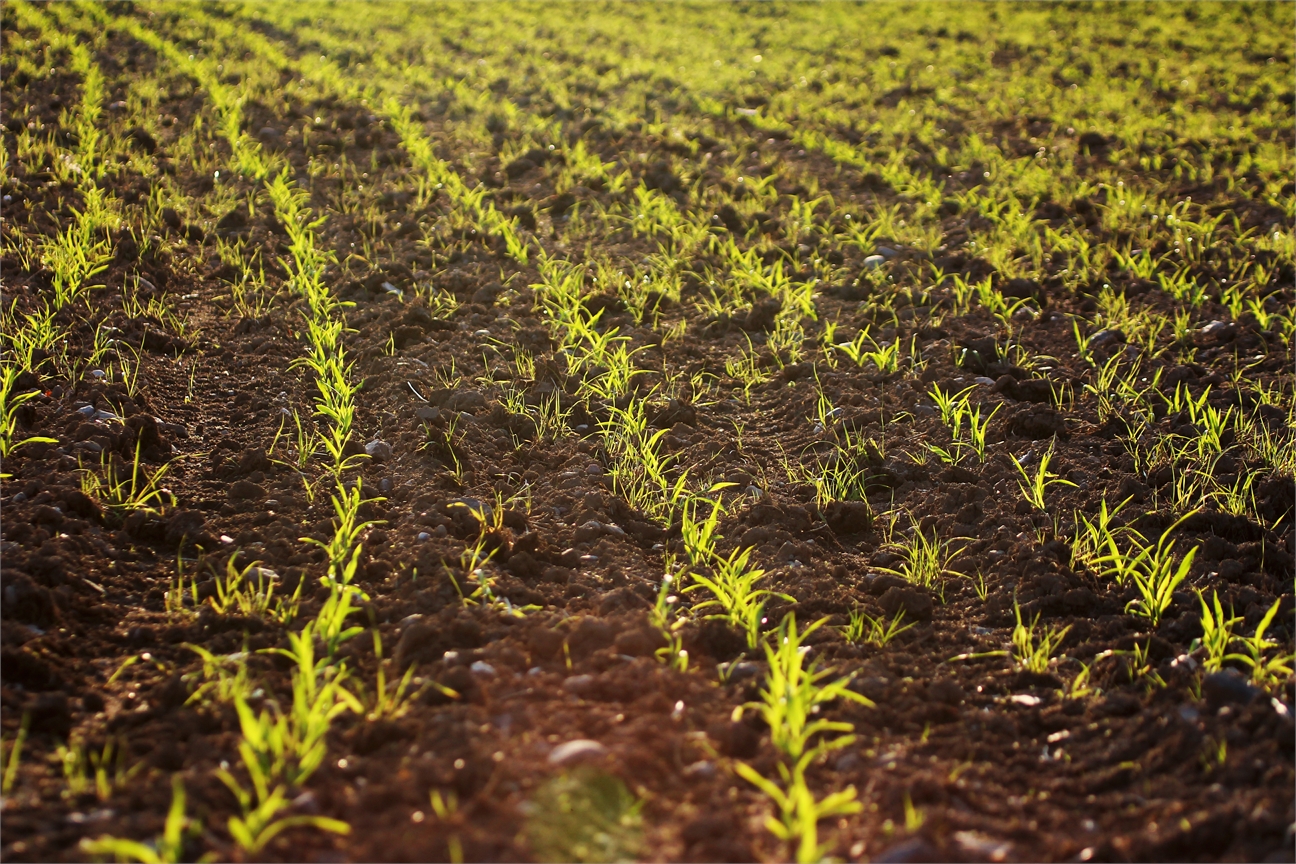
264,500 -> 280,510
974,376 -> 997,386
1202,669 -> 1259,706
473,329 -> 491,338
291,790 -> 320,814
745,485 -> 762,499
1200,320 -> 1229,336
562,674 -> 597,696
417,532 -> 431,542
379,478 -> 393,493
876,246 -> 899,258
416,405 -> 440,422
12,492 -> 27,504
469,661 -> 496,677
89,369 -> 106,380
1087,329 -> 1124,348
585,463 -> 603,475
862,254 -> 887,269
365,440 -> 393,461
682,760 -> 716,779
546,739 -> 608,767
1010,694 -> 1042,707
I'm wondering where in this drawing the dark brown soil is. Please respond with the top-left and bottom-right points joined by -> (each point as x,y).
1,4 -> 1293,863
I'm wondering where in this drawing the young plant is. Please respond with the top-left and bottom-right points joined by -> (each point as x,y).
734,614 -> 872,864
1011,603 -> 1072,675
839,607 -> 914,648
2,713 -> 30,796
1191,590 -> 1240,673
686,547 -> 791,649
0,365 -> 58,459
877,524 -> 964,591
80,775 -> 200,864
1100,511 -> 1200,626
79,442 -> 175,515
1226,598 -> 1295,689
1011,446 -> 1076,511
650,567 -> 689,672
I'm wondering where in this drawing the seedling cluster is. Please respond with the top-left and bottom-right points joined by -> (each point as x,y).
1,2 -> 1292,862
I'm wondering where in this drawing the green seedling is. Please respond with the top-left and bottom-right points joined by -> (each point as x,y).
1011,445 -> 1077,511
1191,590 -> 1241,673
524,768 -> 643,864
1011,603 -> 1072,675
840,607 -> 914,648
877,524 -> 964,591
80,775 -> 202,864
1099,511 -> 1200,626
79,442 -> 175,515
353,626 -> 420,721
208,558 -> 300,623
58,736 -> 141,801
735,614 -> 871,863
2,713 -> 31,797
0,365 -> 58,459
650,567 -> 689,672
1225,598 -> 1294,689
686,546 -> 791,649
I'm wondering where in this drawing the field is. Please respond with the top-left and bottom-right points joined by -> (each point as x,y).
1,2 -> 1294,861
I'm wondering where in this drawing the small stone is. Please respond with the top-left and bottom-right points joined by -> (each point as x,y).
469,661 -> 496,676
89,369 -> 106,380
862,254 -> 886,269
416,405 -> 440,422
365,440 -> 393,461
12,492 -> 27,503
1087,329 -> 1124,348
417,531 -> 431,542
683,760 -> 716,779
264,499 -> 280,510
562,674 -> 597,696
876,246 -> 898,258
974,376 -> 997,386
547,738 -> 608,767
379,478 -> 393,493
585,463 -> 603,475
1202,669 -> 1260,707
1010,694 -> 1042,707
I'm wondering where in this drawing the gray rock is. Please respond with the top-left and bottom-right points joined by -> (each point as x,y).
415,405 -> 441,422
562,674 -> 597,697
683,760 -> 716,779
862,254 -> 887,269
876,246 -> 899,258
469,661 -> 496,677
365,440 -> 393,461
417,531 -> 431,542
1087,329 -> 1125,348
1202,669 -> 1260,707
547,738 -> 608,766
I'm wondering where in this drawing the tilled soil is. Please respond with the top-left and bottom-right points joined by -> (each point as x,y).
2,3 -> 1294,863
